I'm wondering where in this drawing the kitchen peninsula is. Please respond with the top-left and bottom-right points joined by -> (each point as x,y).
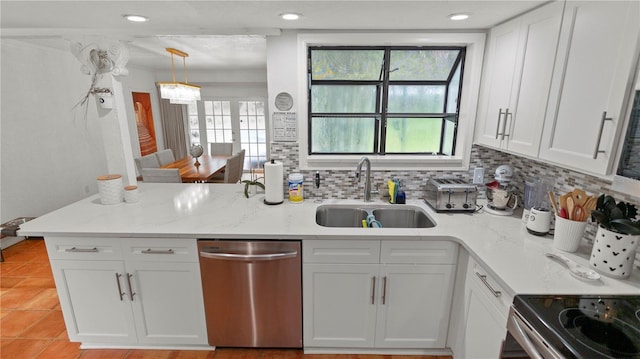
18,183 -> 640,356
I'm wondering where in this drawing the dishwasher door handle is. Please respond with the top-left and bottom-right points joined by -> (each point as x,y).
199,250 -> 298,261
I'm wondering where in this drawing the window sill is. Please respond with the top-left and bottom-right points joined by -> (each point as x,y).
301,154 -> 469,171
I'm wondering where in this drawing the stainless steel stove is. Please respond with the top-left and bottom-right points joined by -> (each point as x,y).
508,295 -> 640,358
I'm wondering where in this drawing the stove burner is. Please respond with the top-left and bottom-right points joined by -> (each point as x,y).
559,308 -> 640,357
637,309 -> 640,322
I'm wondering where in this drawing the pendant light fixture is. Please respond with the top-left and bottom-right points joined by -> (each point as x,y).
157,48 -> 201,104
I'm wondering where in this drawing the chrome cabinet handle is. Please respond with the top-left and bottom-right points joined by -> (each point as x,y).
126,273 -> 136,301
593,111 -> 613,159
142,248 -> 174,254
475,272 -> 501,297
371,276 -> 376,305
382,276 -> 388,305
495,108 -> 507,139
65,247 -> 98,253
501,109 -> 512,140
115,273 -> 125,301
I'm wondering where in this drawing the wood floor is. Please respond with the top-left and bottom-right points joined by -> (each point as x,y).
0,238 -> 453,359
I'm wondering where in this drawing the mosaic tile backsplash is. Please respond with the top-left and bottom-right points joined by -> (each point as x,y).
269,142 -> 640,246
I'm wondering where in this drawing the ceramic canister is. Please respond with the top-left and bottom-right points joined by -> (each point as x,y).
97,174 -> 123,205
590,226 -> 639,279
124,185 -> 139,203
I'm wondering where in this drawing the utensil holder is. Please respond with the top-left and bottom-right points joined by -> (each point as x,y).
553,215 -> 587,252
589,226 -> 639,279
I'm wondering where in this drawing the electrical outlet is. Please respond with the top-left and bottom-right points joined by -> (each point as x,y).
473,167 -> 484,184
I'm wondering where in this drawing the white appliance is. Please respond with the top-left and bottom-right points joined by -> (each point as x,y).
485,165 -> 518,216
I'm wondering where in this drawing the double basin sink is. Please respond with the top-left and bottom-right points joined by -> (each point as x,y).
316,204 -> 435,228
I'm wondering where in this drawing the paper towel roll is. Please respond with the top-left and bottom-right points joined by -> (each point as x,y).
264,160 -> 284,204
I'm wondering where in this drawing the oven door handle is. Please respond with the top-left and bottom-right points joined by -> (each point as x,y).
199,250 -> 298,261
507,309 -> 564,359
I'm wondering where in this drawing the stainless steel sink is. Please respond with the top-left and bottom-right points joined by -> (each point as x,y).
315,206 -> 369,228
315,205 -> 435,228
372,207 -> 435,228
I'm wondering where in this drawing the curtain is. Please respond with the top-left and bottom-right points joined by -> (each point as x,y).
158,98 -> 188,159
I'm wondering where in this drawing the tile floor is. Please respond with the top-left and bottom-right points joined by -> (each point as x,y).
1,238 -> 452,359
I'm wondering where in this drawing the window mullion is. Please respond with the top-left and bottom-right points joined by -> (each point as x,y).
379,47 -> 391,154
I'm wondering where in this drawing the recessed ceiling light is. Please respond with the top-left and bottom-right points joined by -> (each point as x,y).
449,13 -> 470,21
123,14 -> 149,22
280,13 -> 301,21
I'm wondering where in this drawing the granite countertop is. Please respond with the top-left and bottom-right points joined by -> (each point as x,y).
18,183 -> 640,296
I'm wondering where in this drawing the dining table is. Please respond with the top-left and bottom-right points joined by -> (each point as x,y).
161,154 -> 230,183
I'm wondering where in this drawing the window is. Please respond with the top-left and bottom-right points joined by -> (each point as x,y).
238,100 -> 268,170
308,46 -> 465,156
205,101 -> 233,145
187,99 -> 268,171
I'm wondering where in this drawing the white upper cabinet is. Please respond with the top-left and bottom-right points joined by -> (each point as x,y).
475,2 -> 563,156
539,1 -> 640,175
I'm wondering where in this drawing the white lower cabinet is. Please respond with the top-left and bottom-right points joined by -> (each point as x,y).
375,264 -> 454,348
303,240 -> 457,350
50,260 -> 138,344
127,261 -> 207,345
46,237 -> 208,347
303,263 -> 379,347
451,255 -> 514,359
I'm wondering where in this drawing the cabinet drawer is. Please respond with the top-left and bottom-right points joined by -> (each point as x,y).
380,241 -> 457,264
121,238 -> 198,262
468,257 -> 513,314
303,240 -> 380,264
45,236 -> 122,261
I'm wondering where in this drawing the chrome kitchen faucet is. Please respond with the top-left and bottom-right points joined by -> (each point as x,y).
356,156 -> 374,202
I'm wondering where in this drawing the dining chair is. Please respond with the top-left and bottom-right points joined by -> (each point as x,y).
134,153 -> 161,174
226,149 -> 246,183
211,149 -> 245,183
155,149 -> 175,166
210,143 -> 233,156
141,168 -> 182,183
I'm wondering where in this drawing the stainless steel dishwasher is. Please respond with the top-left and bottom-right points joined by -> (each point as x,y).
197,240 -> 302,348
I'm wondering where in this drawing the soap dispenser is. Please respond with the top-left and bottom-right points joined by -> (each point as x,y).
396,186 -> 406,204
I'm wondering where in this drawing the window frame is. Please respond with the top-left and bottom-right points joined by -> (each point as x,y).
308,45 -> 466,156
296,32 -> 486,171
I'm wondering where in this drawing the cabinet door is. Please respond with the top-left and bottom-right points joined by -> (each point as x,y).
303,264 -> 378,348
460,282 -> 507,359
126,261 -> 208,345
456,258 -> 511,359
506,2 -> 562,156
475,17 -> 522,148
50,260 -> 137,344
374,265 -> 454,348
540,1 -> 640,174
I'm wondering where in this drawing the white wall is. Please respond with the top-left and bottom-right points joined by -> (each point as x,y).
0,40 -> 269,222
266,31 -> 299,121
0,39 -> 108,220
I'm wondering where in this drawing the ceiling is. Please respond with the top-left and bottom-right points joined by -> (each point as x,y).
1,0 -> 550,71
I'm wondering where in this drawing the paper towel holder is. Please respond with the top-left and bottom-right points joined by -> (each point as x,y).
263,159 -> 284,205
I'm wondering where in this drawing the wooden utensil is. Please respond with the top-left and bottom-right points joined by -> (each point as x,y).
582,195 -> 598,220
570,188 -> 589,207
566,197 -> 575,220
548,191 -> 559,216
559,193 -> 572,214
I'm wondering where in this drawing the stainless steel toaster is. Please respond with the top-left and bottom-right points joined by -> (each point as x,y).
424,178 -> 477,212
